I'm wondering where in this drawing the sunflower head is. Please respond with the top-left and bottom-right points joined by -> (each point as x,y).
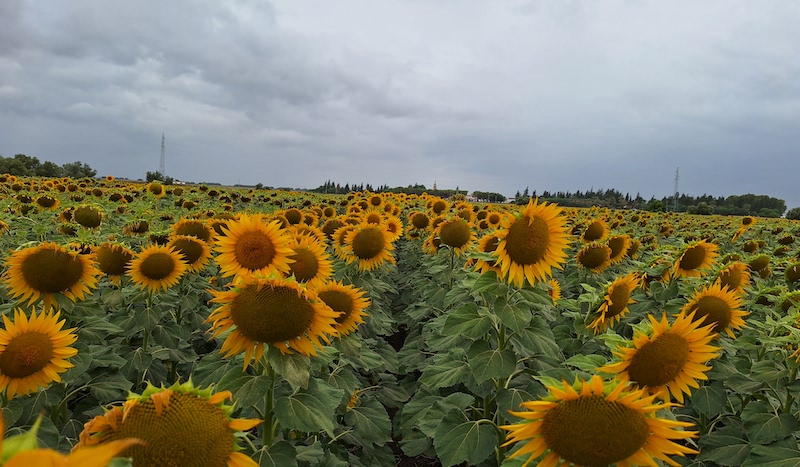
316,280 -> 371,337
168,235 -> 212,273
436,217 -> 476,255
2,242 -> 100,309
126,244 -> 188,293
172,218 -> 214,244
682,282 -> 747,337
207,275 -> 340,366
76,380 -> 261,467
581,218 -> 607,242
0,308 -> 78,399
95,242 -> 135,285
501,375 -> 697,467
589,273 -> 640,333
673,240 -> 719,278
286,235 -> 333,289
576,243 -> 613,273
213,214 -> 294,278
606,234 -> 631,264
72,205 -> 103,229
715,262 -> 751,294
342,223 -> 396,271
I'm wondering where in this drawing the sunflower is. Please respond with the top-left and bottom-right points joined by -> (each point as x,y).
673,240 -> 719,278
95,242 -> 135,285
715,262 -> 751,295
0,308 -> 78,399
2,242 -> 100,309
286,235 -> 333,289
786,262 -> 800,285
168,235 -> 213,273
436,217 -> 477,255
606,234 -> 631,264
146,181 -> 165,198
547,278 -> 561,304
473,233 -> 502,275
126,244 -> 188,293
383,215 -> 404,242
576,243 -> 613,273
214,214 -> 294,279
316,280 -> 371,337
581,218 -> 607,243
342,223 -> 396,271
34,195 -> 60,211
501,375 -> 697,467
207,275 -> 339,366
598,312 -> 721,403
589,273 -> 640,333
493,199 -> 570,288
76,381 -> 261,467
172,218 -> 215,244
72,205 -> 103,229
682,282 -> 747,337
408,211 -> 431,231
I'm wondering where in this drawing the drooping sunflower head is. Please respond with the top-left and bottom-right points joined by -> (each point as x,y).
501,375 -> 697,467
2,242 -> 100,309
436,217 -> 476,255
95,242 -> 135,285
167,235 -> 212,273
715,261 -> 751,295
34,195 -> 60,211
146,181 -> 165,198
123,220 -> 150,236
494,199 -> 571,288
786,262 -> 800,285
342,223 -> 396,271
76,380 -> 261,467
589,272 -> 640,333
207,275 -> 340,366
576,242 -> 613,273
126,244 -> 189,293
682,282 -> 747,337
598,311 -> 721,403
673,240 -> 719,278
172,218 -> 214,244
285,235 -> 333,289
72,205 -> 103,229
0,308 -> 78,399
748,254 -> 771,273
316,280 -> 370,337
581,218 -> 608,243
213,214 -> 294,278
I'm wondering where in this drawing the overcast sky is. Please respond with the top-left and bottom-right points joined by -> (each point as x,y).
2,0 -> 799,209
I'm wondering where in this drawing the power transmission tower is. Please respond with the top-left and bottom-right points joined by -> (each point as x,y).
673,167 -> 679,212
159,133 -> 166,176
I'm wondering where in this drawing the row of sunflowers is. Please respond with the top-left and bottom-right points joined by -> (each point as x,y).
0,173 -> 799,466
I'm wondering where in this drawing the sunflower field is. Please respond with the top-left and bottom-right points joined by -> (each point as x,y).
0,174 -> 800,466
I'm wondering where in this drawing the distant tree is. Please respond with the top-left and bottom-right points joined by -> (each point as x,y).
696,202 -> 713,215
62,161 -> 97,178
146,171 -> 165,182
255,183 -> 264,190
37,161 -> 63,177
647,199 -> 665,212
786,207 -> 800,220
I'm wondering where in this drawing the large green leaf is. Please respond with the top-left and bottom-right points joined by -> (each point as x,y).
274,378 -> 344,436
698,433 -> 751,466
233,374 -> 273,410
268,347 -> 310,389
467,340 -> 517,384
691,382 -> 728,418
743,412 -> 800,445
344,398 -> 392,446
441,303 -> 493,339
433,410 -> 496,467
743,446 -> 800,467
419,356 -> 472,390
494,296 -> 532,333
255,441 -> 297,467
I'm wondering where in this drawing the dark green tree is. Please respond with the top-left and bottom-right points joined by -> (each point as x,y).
62,161 -> 97,178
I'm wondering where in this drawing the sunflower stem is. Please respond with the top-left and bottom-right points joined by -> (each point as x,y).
262,358 -> 276,447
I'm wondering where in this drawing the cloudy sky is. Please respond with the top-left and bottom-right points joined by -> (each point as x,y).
2,0 -> 799,209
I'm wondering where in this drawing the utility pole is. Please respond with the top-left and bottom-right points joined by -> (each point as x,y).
673,167 -> 679,212
159,133 -> 166,176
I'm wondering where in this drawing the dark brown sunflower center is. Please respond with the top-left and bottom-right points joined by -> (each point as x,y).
749,256 -> 769,271
111,392 -> 234,467
230,285 -> 315,343
351,228 -> 385,260
542,395 -> 649,466
171,239 -> 205,265
439,220 -> 471,249
36,196 -> 57,208
148,184 -> 163,195
97,246 -> 133,276
579,246 -> 610,269
488,213 -> 501,224
0,332 -> 55,378
689,296 -> 732,332
718,268 -> 743,290
626,333 -> 690,387
679,245 -> 707,271
786,264 -> 800,284
365,213 -> 382,225
20,249 -> 84,293
233,231 -> 276,270
318,290 -> 354,324
284,209 -> 303,225
176,223 -> 212,242
605,284 -> 633,318
482,236 -> 499,253
411,214 -> 430,229
504,216 -> 550,265
139,253 -> 176,280
289,248 -> 320,283
583,222 -> 605,242
432,201 -> 447,214
607,237 -> 628,259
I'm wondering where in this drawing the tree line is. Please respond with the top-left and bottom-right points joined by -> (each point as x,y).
311,180 -> 506,202
0,153 -> 97,179
513,187 -> 787,218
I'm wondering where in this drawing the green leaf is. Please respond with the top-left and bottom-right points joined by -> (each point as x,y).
698,443 -> 751,466
743,413 -> 800,445
295,441 -> 324,464
255,440 -> 297,467
268,347 -> 311,389
563,354 -> 607,372
433,410 -> 496,467
274,378 -> 344,437
419,356 -> 472,390
691,382 -> 728,418
344,398 -> 392,446
441,303 -> 493,339
496,387 -> 536,424
494,297 -> 532,333
472,271 -> 508,296
749,360 -> 789,382
233,375 -> 273,410
743,446 -> 800,466
467,340 -> 517,384
508,317 -> 562,359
